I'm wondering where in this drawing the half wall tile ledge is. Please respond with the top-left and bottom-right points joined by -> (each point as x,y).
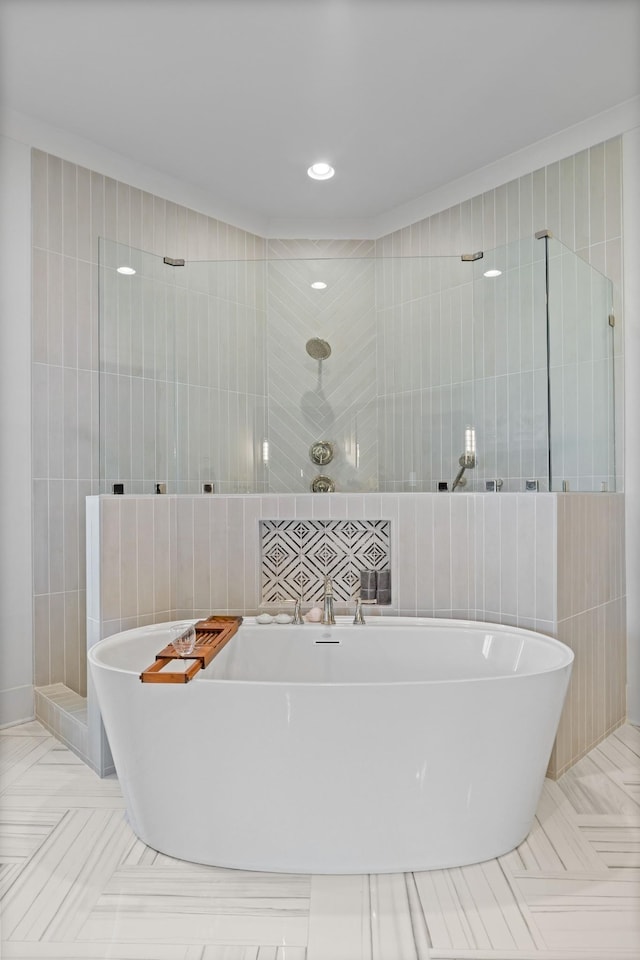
83,491 -> 626,777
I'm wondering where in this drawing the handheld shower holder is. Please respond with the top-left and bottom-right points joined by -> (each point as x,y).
452,451 -> 477,491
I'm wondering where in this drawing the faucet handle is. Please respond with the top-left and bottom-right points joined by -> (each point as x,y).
281,597 -> 305,624
353,597 -> 377,624
324,575 -> 333,596
353,597 -> 365,624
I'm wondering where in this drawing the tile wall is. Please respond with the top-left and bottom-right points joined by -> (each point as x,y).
31,150 -> 266,697
375,240 -> 550,491
264,241 -> 378,493
89,492 -> 559,632
550,494 -> 627,776
102,236 -> 380,496
547,239 -> 617,492
375,137 -> 625,491
33,682 -> 88,759
85,491 -> 625,779
99,244 -> 271,495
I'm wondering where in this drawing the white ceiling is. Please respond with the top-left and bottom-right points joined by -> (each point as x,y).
1,0 -> 639,238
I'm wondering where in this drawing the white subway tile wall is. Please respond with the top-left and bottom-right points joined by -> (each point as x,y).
86,491 -> 625,776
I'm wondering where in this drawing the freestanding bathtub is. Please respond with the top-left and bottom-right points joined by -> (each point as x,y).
88,616 -> 573,874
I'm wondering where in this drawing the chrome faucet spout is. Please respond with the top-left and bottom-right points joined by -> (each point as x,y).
322,576 -> 336,625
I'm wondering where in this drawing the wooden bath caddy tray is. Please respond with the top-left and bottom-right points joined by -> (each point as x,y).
140,615 -> 242,684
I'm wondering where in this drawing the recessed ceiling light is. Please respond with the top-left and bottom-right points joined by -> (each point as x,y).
307,162 -> 335,180
310,281 -> 327,289
117,266 -> 136,275
483,269 -> 502,278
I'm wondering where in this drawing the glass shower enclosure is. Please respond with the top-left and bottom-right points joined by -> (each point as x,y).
98,234 -> 616,495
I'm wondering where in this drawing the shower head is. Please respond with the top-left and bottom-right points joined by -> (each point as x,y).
306,337 -> 332,360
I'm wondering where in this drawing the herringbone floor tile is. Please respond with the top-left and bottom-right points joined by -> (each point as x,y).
1,722 -> 638,959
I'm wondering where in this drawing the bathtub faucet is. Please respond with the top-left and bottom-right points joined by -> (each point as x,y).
353,597 -> 377,624
322,576 -> 336,625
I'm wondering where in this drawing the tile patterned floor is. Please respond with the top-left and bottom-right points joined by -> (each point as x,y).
1,720 -> 638,960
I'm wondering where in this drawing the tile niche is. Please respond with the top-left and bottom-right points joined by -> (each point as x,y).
260,519 -> 391,604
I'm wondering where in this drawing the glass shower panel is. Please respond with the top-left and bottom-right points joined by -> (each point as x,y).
99,245 -> 270,495
470,238 -> 548,491
99,239 -> 616,497
99,239 -> 179,494
376,255 -> 470,491
176,257 -> 268,494
546,238 -> 615,491
262,255 -> 378,493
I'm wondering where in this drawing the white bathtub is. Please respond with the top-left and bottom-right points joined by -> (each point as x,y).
88,616 -> 573,874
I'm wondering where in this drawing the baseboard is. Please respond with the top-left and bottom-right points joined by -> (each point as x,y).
0,685 -> 34,727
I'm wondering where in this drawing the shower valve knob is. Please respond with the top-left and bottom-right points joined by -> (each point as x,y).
309,440 -> 334,465
311,475 -> 335,493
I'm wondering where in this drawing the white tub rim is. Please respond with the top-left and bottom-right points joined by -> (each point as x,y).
88,615 -> 574,686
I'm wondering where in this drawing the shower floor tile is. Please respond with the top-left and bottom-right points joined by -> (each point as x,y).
1,722 -> 638,960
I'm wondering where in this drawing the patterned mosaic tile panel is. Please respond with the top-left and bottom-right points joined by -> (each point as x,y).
260,519 -> 390,604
